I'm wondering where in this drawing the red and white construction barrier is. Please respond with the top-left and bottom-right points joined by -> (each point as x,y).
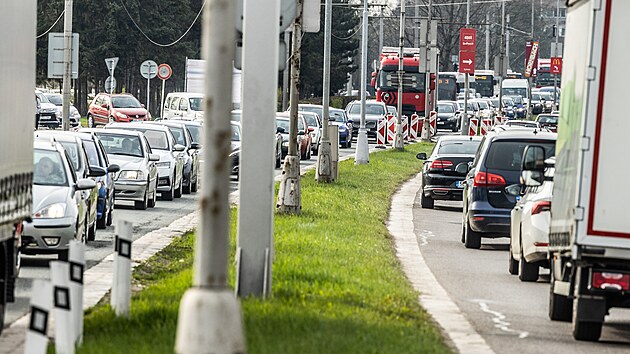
429,111 -> 437,136
402,115 -> 408,142
494,115 -> 507,126
469,118 -> 479,136
481,119 -> 492,135
409,114 -> 419,141
386,115 -> 396,143
376,117 -> 387,146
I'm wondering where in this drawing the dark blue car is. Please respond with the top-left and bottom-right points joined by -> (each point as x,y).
461,128 -> 556,249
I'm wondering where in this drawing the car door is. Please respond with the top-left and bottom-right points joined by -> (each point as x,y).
163,96 -> 172,119
170,97 -> 181,118
143,136 -> 158,193
179,97 -> 190,119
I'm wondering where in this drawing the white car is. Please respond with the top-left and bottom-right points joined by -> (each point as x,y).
508,159 -> 555,282
301,111 -> 322,155
106,123 -> 185,201
163,92 -> 203,120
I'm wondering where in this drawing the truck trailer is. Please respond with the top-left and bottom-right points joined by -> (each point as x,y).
0,1 -> 35,332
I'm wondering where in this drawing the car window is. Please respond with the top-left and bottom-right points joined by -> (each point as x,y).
165,97 -> 171,109
138,130 -> 169,150
231,111 -> 241,122
95,133 -> 144,158
472,136 -> 488,167
94,96 -> 103,106
83,140 -> 102,167
46,94 -> 63,106
301,106 -> 323,118
485,140 -> 555,171
189,97 -> 203,111
170,97 -> 180,110
537,115 -> 558,124
58,141 -> 82,172
276,118 -> 290,132
329,110 -> 346,122
170,127 -> 186,146
303,114 -> 319,127
96,140 -> 109,165
102,96 -> 111,106
143,137 -> 153,154
437,140 -> 481,155
111,96 -> 142,108
437,104 -> 454,113
186,125 -> 202,144
179,99 -> 189,111
33,149 -> 68,186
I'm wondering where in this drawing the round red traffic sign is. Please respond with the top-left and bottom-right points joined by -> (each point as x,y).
157,63 -> 172,80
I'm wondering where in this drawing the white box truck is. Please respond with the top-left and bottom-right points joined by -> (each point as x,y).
0,1 -> 35,332
522,0 -> 630,342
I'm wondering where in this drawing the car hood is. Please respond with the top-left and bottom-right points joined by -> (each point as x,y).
39,102 -> 58,111
347,113 -> 383,121
32,185 -> 71,213
107,155 -> 145,171
437,112 -> 456,118
153,149 -> 176,163
112,107 -> 148,116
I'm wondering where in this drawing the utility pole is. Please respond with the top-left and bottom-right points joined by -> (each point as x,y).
394,0 -> 406,149
461,0 -> 471,135
420,0 -> 433,141
379,13 -> 384,54
498,0 -> 505,116
282,30 -> 291,111
485,13 -> 490,70
236,0 -> 280,299
553,0 -> 559,109
355,0 -> 370,163
414,0 -> 420,47
277,0 -> 304,212
506,14 -> 510,71
527,0 -> 534,119
316,0 -> 334,182
174,0 -> 245,352
61,0 -> 73,131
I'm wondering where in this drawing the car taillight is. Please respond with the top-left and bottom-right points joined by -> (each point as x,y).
591,271 -> 630,291
429,159 -> 453,170
473,172 -> 506,187
531,201 -> 551,215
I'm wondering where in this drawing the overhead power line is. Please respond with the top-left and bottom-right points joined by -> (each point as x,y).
119,0 -> 206,47
36,10 -> 65,39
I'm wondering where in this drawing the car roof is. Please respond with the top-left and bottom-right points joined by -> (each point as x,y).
34,131 -> 82,144
490,128 -> 556,140
166,92 -> 203,98
33,137 -> 64,151
108,122 -> 170,132
438,135 -> 482,142
83,128 -> 143,137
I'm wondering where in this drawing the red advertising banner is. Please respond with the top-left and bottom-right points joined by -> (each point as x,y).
459,51 -> 475,74
524,41 -> 539,77
459,28 -> 476,74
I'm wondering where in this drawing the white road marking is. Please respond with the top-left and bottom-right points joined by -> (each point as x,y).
476,301 -> 529,339
418,229 -> 436,247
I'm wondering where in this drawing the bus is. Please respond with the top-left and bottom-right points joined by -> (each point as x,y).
437,72 -> 459,101
470,70 -> 495,98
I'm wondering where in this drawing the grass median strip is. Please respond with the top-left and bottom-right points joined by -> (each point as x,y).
76,142 -> 452,354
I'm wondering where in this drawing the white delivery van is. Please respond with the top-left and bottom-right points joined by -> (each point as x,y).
521,0 -> 630,342
501,79 -> 529,103
163,92 -> 204,120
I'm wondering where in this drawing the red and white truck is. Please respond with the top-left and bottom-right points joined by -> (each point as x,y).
523,0 -> 630,342
0,1 -> 35,332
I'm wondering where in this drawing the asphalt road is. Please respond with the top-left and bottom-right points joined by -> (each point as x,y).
4,143 -> 369,327
412,198 -> 630,353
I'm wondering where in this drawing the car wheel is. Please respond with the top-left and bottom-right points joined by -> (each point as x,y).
420,192 -> 434,209
148,181 -> 157,208
508,243 -> 519,275
518,238 -> 539,281
191,174 -> 199,193
174,177 -> 183,198
96,212 -> 107,230
549,258 -> 573,322
106,205 -> 113,226
135,188 -> 149,210
58,250 -> 69,261
464,218 -> 481,249
87,114 -> 94,128
162,182 -> 175,201
87,219 -> 96,242
313,142 -> 319,156
183,174 -> 191,194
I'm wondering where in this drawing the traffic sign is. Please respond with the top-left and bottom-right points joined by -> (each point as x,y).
459,51 -> 475,74
524,41 -> 539,78
47,33 -> 79,79
157,63 -> 172,80
105,76 -> 116,93
236,0 -> 297,33
459,28 -> 476,52
105,57 -> 119,76
140,60 -> 158,79
551,57 -> 562,74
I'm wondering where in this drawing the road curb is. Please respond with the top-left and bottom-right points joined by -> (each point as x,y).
387,172 -> 494,354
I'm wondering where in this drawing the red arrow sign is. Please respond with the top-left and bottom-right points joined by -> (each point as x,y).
551,57 -> 562,74
459,51 -> 475,74
459,28 -> 476,52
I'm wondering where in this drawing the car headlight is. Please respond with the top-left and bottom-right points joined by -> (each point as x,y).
156,162 -> 170,168
116,112 -> 128,118
33,203 -> 66,219
119,170 -> 145,180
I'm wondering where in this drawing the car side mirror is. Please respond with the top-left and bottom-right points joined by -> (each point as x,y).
522,145 -> 545,171
308,127 -> 315,132
190,142 -> 201,150
455,163 -> 469,174
297,130 -> 305,136
416,152 -> 427,160
76,178 -> 96,191
107,163 -> 120,173
149,153 -> 160,162
276,126 -> 286,134
101,103 -> 109,109
173,144 -> 186,152
88,165 -> 107,177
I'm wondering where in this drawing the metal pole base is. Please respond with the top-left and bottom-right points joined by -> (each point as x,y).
175,288 -> 246,354
354,128 -> 369,164
315,139 -> 333,183
276,155 -> 301,214
394,124 -> 404,150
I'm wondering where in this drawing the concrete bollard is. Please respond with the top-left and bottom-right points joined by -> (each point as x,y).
328,125 -> 339,181
112,219 -> 132,317
68,240 -> 85,345
24,279 -> 52,354
50,261 -> 74,354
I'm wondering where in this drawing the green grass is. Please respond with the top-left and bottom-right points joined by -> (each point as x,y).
74,142 -> 452,354
80,116 -> 87,127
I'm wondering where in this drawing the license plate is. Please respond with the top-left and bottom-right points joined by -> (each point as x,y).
456,181 -> 464,188
437,121 -> 445,125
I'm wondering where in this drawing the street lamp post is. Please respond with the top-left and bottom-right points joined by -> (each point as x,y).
355,0 -> 370,163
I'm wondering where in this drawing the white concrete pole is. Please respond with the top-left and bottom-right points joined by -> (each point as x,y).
175,0 -> 245,350
421,0 -> 433,142
379,16 -> 384,55
51,261 -> 74,354
485,13 -> 490,70
160,78 -> 166,118
316,0 -> 334,182
506,14 -> 510,71
68,240 -> 85,345
498,0 -> 505,115
414,0 -> 420,47
146,67 -> 151,114
24,279 -> 52,354
394,0 -> 405,149
111,219 -> 132,318
61,0 -> 73,131
277,0 -> 304,213
355,0 -> 371,162
236,0 -> 280,298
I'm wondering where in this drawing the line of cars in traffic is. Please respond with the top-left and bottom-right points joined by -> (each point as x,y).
22,108 -> 202,261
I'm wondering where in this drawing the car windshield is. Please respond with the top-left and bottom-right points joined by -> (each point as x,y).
485,140 -> 556,171
186,125 -> 202,144
502,88 -> 527,99
35,92 -> 51,104
329,110 -> 346,122
531,93 -> 542,100
82,140 -> 102,166
437,104 -> 454,113
300,106 -> 323,117
135,129 -> 169,150
57,142 -> 82,172
231,124 -> 241,141
437,140 -> 480,155
276,118 -> 290,133
502,98 -> 514,106
506,95 -> 523,104
33,149 -> 68,186
537,115 -> 558,124
348,103 -> 386,115
189,97 -> 203,111
489,99 -> 499,107
475,101 -> 489,109
387,106 -> 397,114
111,96 -> 142,108
45,94 -> 63,105
303,113 -> 319,127
506,121 -> 539,128
95,133 -> 144,158
540,93 -> 553,100
169,127 -> 186,146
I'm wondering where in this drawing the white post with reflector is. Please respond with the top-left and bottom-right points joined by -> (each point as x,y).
51,261 -> 74,354
24,280 -> 52,354
328,124 -> 339,180
68,240 -> 85,345
112,219 -> 132,318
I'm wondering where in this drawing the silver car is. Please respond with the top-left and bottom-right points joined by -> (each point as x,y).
89,129 -> 160,210
21,139 -> 96,260
105,123 -> 185,200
